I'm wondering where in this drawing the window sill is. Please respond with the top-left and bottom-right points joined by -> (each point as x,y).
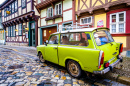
45,17 -> 53,21
45,14 -> 63,21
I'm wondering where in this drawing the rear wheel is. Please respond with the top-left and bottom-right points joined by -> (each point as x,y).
67,60 -> 82,78
38,52 -> 45,63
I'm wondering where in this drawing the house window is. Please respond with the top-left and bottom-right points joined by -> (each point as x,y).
13,25 -> 16,36
47,7 -> 53,18
4,8 -> 6,17
22,0 -> 26,8
8,27 -> 11,37
18,24 -> 22,36
9,4 -> 12,14
15,0 -> 18,12
55,3 -> 62,15
110,11 -> 126,33
11,26 -> 13,36
80,16 -> 92,25
12,2 -> 15,13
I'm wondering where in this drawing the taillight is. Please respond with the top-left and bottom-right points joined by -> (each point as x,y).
99,52 -> 104,68
104,62 -> 109,68
119,44 -> 123,55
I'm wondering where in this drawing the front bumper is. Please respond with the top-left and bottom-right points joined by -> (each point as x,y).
93,57 -> 122,74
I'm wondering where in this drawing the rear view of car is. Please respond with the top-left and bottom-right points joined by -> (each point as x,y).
93,30 -> 123,74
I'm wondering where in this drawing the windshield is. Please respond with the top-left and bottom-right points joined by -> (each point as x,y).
94,30 -> 114,46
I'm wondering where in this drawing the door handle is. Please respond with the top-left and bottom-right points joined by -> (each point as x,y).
53,47 -> 57,49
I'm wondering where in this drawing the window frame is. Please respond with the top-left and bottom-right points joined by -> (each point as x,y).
110,11 -> 126,33
55,2 -> 62,15
15,0 -> 18,12
18,24 -> 22,36
48,34 -> 59,44
22,0 -> 26,9
8,27 -> 11,37
11,2 -> 15,14
80,16 -> 92,25
60,32 -> 89,47
47,7 -> 53,18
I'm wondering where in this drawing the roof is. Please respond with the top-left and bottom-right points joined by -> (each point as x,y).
52,27 -> 109,34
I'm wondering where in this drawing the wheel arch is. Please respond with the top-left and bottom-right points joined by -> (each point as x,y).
64,57 -> 84,70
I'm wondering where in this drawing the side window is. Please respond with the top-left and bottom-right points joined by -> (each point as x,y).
48,35 -> 59,44
60,33 -> 88,46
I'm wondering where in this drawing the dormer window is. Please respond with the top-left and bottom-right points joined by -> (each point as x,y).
55,3 -> 62,15
47,7 -> 53,18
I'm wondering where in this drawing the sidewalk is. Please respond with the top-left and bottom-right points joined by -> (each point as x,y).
0,45 -> 130,85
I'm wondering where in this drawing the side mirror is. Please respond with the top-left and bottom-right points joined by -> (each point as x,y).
44,42 -> 47,46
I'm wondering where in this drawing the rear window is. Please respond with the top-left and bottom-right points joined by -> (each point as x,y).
94,31 -> 114,46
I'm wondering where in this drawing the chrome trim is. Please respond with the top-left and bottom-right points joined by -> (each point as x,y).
93,59 -> 121,74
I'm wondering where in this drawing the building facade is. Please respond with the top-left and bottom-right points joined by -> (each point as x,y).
0,0 -> 39,47
75,0 -> 130,50
0,11 -> 5,45
36,0 -> 76,45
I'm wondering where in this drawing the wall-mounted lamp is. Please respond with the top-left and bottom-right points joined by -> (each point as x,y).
25,28 -> 29,31
5,31 -> 8,33
5,6 -> 11,15
15,29 -> 18,32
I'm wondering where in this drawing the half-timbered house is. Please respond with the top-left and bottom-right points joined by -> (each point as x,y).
0,0 -> 40,47
75,0 -> 130,50
36,0 -> 76,45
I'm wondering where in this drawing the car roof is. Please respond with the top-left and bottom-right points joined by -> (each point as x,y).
52,27 -> 109,35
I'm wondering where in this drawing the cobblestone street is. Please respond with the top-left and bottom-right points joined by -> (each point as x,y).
0,47 -> 127,86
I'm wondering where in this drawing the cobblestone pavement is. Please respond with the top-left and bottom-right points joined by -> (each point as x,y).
0,47 -> 127,86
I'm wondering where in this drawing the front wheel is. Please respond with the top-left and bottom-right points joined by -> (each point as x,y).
38,52 -> 45,63
67,60 -> 82,78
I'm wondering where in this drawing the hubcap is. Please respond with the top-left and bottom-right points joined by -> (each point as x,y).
39,54 -> 45,62
68,61 -> 79,76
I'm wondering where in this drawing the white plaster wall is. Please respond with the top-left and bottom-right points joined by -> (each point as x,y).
38,19 -> 40,27
41,18 -> 46,26
47,20 -> 53,25
63,10 -> 72,21
19,8 -> 21,15
22,8 -> 26,14
55,18 -> 62,23
2,17 -> 4,22
41,9 -> 46,18
34,6 -> 40,16
27,3 -> 31,12
63,0 -> 72,10
12,14 -> 14,19
15,13 -> 18,17
18,0 -> 21,7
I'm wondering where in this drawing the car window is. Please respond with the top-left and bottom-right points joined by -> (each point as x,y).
48,35 -> 59,44
60,32 -> 89,46
94,30 -> 114,46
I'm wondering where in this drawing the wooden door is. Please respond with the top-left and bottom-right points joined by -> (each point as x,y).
42,26 -> 57,43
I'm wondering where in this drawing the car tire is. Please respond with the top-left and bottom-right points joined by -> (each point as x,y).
67,60 -> 82,78
38,52 -> 45,63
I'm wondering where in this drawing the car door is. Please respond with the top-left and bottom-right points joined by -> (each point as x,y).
44,34 -> 59,64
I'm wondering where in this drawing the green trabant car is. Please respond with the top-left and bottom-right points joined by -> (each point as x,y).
37,27 -> 123,78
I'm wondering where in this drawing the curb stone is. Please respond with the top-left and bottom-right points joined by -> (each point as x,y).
102,72 -> 130,85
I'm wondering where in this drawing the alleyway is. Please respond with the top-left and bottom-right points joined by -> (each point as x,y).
0,46 -> 127,86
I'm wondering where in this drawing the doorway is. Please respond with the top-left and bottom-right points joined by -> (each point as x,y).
42,26 -> 57,43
